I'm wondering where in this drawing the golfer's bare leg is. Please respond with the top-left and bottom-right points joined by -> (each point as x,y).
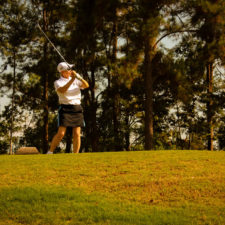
49,126 -> 66,152
73,127 -> 81,153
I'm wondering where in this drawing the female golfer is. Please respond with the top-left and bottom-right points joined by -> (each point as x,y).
47,62 -> 89,154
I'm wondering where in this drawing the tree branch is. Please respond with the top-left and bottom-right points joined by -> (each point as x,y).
216,66 -> 225,76
153,29 -> 197,49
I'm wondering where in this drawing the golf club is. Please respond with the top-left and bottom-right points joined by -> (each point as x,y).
37,23 -> 73,69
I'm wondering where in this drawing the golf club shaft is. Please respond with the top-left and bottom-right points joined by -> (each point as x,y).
37,23 -> 72,69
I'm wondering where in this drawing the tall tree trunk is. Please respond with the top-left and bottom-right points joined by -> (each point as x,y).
144,37 -> 154,150
83,90 -> 90,152
188,131 -> 192,150
111,15 -> 122,150
9,50 -> 16,155
81,53 -> 90,152
90,67 -> 99,152
42,8 -> 49,154
124,111 -> 130,151
206,62 -> 213,151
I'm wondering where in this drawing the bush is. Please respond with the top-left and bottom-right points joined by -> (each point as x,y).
0,141 -> 8,154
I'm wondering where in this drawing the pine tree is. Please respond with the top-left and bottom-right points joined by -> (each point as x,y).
23,0 -> 71,153
123,0 -> 179,150
184,0 -> 225,150
0,0 -> 37,154
66,0 -> 130,151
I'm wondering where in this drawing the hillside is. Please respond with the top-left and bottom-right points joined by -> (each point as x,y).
0,150 -> 224,225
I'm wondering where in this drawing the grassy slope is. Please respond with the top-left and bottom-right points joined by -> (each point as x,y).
0,150 -> 224,225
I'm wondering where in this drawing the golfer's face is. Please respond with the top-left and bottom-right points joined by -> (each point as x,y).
61,70 -> 71,79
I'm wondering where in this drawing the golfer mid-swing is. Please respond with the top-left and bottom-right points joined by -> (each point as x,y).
47,62 -> 89,154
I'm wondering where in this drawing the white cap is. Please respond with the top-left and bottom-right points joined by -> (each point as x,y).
57,62 -> 74,72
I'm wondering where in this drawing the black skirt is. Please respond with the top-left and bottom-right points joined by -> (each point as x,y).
58,104 -> 84,128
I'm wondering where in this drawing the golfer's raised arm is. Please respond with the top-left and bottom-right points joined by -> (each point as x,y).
80,78 -> 89,89
57,75 -> 75,93
72,71 -> 89,89
57,71 -> 89,93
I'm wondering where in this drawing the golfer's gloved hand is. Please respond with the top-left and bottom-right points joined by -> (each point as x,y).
75,72 -> 83,81
71,71 -> 76,79
71,70 -> 83,81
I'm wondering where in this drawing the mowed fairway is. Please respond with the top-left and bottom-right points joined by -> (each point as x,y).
0,151 -> 224,225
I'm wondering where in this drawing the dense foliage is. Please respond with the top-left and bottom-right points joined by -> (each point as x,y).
0,0 -> 224,153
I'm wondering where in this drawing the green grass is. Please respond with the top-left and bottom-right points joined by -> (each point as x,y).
0,150 -> 224,225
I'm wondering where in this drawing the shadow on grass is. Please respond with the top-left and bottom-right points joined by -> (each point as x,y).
0,186 -> 194,225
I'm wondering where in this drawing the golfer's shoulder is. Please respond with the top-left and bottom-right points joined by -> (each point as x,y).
54,79 -> 59,85
54,78 -> 63,88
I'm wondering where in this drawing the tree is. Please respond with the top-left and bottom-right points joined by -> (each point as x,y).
124,0 -> 182,150
0,0 -> 37,154
25,0 -> 71,153
184,0 -> 225,150
66,0 -> 132,151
